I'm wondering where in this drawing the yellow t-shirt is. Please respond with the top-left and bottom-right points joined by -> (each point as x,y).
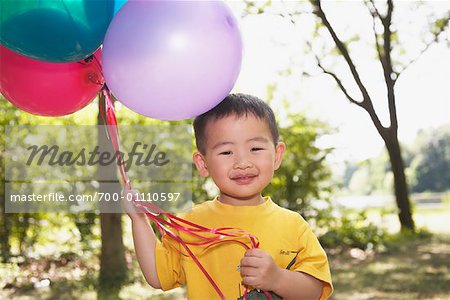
155,197 -> 333,299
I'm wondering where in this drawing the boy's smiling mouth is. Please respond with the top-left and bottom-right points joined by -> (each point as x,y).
230,173 -> 258,185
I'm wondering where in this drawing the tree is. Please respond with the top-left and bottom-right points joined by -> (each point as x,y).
309,0 -> 449,231
0,99 -> 16,262
411,126 -> 450,193
97,94 -> 127,298
242,0 -> 449,231
264,113 -> 333,221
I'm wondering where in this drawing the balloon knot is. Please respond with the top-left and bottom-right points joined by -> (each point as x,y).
84,55 -> 94,63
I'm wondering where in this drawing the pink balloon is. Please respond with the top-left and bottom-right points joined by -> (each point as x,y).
0,45 -> 103,116
102,0 -> 242,121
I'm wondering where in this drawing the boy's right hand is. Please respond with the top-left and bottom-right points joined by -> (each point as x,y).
122,187 -> 145,220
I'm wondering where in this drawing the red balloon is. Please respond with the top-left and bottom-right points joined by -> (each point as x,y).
0,45 -> 103,116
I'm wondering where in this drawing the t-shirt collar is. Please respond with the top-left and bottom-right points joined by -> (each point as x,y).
210,195 -> 274,215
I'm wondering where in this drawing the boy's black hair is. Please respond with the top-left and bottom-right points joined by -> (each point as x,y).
193,93 -> 279,154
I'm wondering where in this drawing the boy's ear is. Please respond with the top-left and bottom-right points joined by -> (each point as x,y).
274,142 -> 286,171
193,151 -> 209,177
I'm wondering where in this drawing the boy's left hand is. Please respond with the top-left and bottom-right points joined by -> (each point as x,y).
239,248 -> 282,291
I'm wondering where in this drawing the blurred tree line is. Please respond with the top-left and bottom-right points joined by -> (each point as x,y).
342,125 -> 450,195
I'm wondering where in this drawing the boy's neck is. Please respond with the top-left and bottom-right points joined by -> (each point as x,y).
217,193 -> 265,206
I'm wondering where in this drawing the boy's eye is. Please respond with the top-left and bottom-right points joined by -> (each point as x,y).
251,147 -> 264,152
219,151 -> 232,155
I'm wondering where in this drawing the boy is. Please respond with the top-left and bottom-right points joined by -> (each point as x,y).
124,94 -> 333,299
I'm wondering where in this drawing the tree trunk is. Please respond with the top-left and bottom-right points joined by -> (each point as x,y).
97,95 -> 127,298
383,130 -> 415,231
0,195 -> 11,263
98,213 -> 127,294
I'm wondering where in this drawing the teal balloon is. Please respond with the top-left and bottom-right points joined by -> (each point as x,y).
0,0 -> 126,62
114,0 -> 128,14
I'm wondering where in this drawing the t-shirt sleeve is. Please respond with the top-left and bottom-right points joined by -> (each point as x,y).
155,234 -> 186,291
292,217 -> 333,300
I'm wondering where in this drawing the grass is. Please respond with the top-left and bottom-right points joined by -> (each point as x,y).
1,208 -> 449,299
326,199 -> 450,299
346,201 -> 450,234
0,249 -> 185,300
328,234 -> 450,300
3,235 -> 449,299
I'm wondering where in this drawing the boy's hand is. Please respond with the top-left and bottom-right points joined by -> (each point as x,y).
121,187 -> 145,220
239,248 -> 283,291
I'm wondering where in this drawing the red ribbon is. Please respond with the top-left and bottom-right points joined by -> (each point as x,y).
99,86 -> 273,300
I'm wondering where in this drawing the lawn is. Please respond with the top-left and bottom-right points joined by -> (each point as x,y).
328,201 -> 450,299
1,208 -> 449,299
328,234 -> 450,300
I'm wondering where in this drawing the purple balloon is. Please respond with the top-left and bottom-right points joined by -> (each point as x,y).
102,0 -> 242,121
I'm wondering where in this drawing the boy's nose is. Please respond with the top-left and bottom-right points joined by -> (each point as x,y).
233,155 -> 252,169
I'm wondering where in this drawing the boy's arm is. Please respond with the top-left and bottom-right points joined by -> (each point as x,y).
272,268 -> 323,300
130,214 -> 162,289
123,189 -> 161,289
240,248 -> 323,300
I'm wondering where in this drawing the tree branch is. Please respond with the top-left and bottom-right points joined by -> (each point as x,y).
366,0 -> 399,131
314,57 -> 363,108
365,1 -> 384,74
367,0 -> 383,21
380,0 -> 398,131
397,13 -> 450,77
312,0 -> 387,134
312,0 -> 372,103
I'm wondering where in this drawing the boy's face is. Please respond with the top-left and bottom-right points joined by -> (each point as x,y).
193,114 -> 285,205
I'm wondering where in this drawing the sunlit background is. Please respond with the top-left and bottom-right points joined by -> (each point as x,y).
1,1 -> 449,299
232,1 -> 449,161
